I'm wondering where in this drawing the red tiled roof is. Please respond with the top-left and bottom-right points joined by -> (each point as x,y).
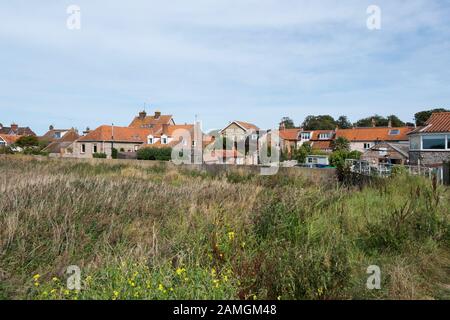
77,125 -> 152,143
336,127 -> 412,141
129,113 -> 174,128
279,128 -> 301,141
310,130 -> 335,140
234,121 -> 259,131
0,134 -> 20,145
311,140 -> 332,150
409,112 -> 450,134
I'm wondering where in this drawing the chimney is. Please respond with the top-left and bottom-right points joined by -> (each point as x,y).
154,110 -> 161,119
371,118 -> 376,127
11,123 -> 18,132
388,119 -> 392,128
162,123 -> 169,135
279,122 -> 285,130
139,110 -> 147,120
49,124 -> 54,131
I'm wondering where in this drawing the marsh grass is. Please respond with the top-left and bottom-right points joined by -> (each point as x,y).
0,156 -> 449,300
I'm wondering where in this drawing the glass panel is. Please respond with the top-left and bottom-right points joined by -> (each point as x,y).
422,135 -> 445,150
410,136 -> 421,150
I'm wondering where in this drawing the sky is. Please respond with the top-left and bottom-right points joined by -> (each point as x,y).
1,0 -> 450,135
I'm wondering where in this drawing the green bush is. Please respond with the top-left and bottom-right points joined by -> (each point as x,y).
137,147 -> 172,161
93,153 -> 107,159
111,148 -> 118,159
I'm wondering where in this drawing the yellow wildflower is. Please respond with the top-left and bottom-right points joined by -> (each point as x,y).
52,277 -> 59,282
33,274 -> 40,281
212,279 -> 220,288
227,231 -> 235,241
176,267 -> 186,276
158,284 -> 164,291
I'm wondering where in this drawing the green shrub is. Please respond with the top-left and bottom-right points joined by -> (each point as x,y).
137,147 -> 172,161
111,148 -> 118,159
93,152 -> 107,159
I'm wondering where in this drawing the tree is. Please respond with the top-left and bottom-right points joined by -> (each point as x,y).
386,115 -> 405,127
336,116 -> 352,129
354,115 -> 387,127
292,142 -> 312,163
414,108 -> 449,126
280,117 -> 295,129
329,150 -> 361,168
302,115 -> 336,130
331,137 -> 350,152
14,135 -> 39,148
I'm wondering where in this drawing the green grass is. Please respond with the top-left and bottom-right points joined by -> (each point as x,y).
0,156 -> 449,300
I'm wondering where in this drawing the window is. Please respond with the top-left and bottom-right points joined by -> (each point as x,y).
251,134 -> 258,140
81,144 -> 86,153
410,136 -> 421,150
422,135 -> 446,150
134,145 -> 139,152
364,143 -> 372,149
161,135 -> 168,144
0,140 -> 5,146
389,129 -> 400,135
301,132 -> 311,140
319,133 -> 331,140
93,145 -> 97,153
147,136 -> 154,144
54,132 -> 61,139
448,135 -> 450,149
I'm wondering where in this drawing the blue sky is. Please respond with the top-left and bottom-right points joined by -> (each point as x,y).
1,0 -> 450,134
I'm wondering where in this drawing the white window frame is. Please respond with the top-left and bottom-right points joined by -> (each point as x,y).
147,135 -> 154,144
161,135 -> 168,144
319,133 -> 331,140
81,144 -> 86,154
301,132 -> 311,140
421,134 -> 448,151
410,134 -> 450,151
364,143 -> 372,150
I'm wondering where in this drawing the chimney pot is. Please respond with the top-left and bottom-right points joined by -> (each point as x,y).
388,119 -> 392,128
371,118 -> 376,127
139,110 -> 147,120
49,125 -> 54,131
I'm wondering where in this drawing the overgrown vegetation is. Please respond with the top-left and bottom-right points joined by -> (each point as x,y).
0,156 -> 449,300
137,147 -> 172,161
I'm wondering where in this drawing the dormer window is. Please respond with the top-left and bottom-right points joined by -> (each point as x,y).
147,135 -> 154,144
161,135 -> 168,144
301,132 -> 311,140
319,133 -> 331,140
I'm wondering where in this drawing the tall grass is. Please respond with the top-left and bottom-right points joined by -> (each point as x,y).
0,156 -> 449,300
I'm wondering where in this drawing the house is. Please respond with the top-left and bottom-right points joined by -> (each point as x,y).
305,155 -> 330,167
41,128 -> 80,157
335,127 -> 413,153
0,134 -> 19,147
361,142 -> 409,166
308,130 -> 335,153
129,110 -> 175,128
0,123 -> 36,136
39,125 -> 75,143
408,112 -> 450,166
72,125 -> 152,158
278,128 -> 302,157
219,121 -> 261,165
